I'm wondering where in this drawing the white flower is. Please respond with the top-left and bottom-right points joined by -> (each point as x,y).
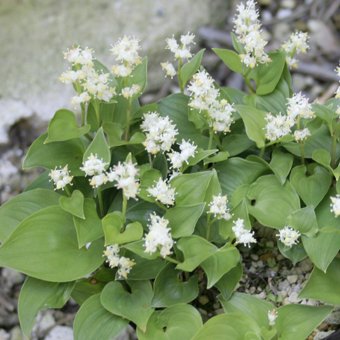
165,33 -> 195,61
161,62 -> 176,79
103,245 -> 135,279
141,112 -> 178,154
330,195 -> 340,217
282,31 -> 309,69
287,92 -> 314,121
180,32 -> 196,46
147,178 -> 176,206
268,309 -> 278,326
111,64 -> 133,77
89,173 -> 108,188
110,36 -> 141,66
264,113 -> 292,142
168,139 -> 197,170
294,128 -> 311,142
49,165 -> 73,190
71,92 -> 91,107
277,226 -> 300,247
121,84 -> 141,99
232,219 -> 256,247
233,0 -> 270,68
208,194 -> 232,220
144,213 -> 174,258
166,37 -> 179,54
64,46 -> 94,66
107,160 -> 140,200
59,69 -> 85,84
209,99 -> 235,134
81,153 -> 108,176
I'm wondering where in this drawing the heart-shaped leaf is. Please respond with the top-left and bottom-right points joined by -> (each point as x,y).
152,264 -> 199,307
100,280 -> 154,332
102,211 -> 143,245
137,304 -> 203,340
269,149 -> 294,184
59,190 -> 85,219
83,127 -> 111,165
286,206 -> 319,237
45,109 -> 90,143
215,263 -> 243,300
73,294 -> 128,340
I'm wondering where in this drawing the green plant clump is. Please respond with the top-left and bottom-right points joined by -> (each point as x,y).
0,1 -> 339,339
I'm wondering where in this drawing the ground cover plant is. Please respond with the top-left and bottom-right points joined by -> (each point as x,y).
0,0 -> 339,339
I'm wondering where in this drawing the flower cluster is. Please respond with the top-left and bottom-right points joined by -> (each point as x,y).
232,219 -> 256,247
277,226 -> 300,247
208,194 -> 232,221
103,244 -> 135,279
160,62 -> 176,79
264,92 -> 314,142
80,153 -> 108,188
233,0 -> 270,68
49,165 -> 73,190
187,70 -> 235,133
121,84 -> 141,99
110,36 -> 141,77
282,31 -> 309,69
141,112 -> 178,154
107,160 -> 140,200
168,139 -> 197,170
60,46 -> 116,107
144,213 -> 174,257
268,309 -> 278,326
330,195 -> 340,218
147,178 -> 176,206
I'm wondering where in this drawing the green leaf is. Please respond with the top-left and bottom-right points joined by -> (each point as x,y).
201,245 -> 240,288
101,280 -> 154,332
23,133 -> 85,175
186,149 -> 218,167
165,203 -> 205,238
171,170 -> 220,206
215,262 -> 243,300
126,57 -> 148,93
290,165 -> 332,207
215,157 -> 267,197
213,48 -> 243,74
312,103 -> 336,134
251,51 -> 286,95
152,264 -> 199,307
24,170 -> 53,191
0,189 -> 60,243
180,49 -> 205,88
299,257 -> 340,305
73,198 -> 103,248
138,304 -> 203,340
127,256 -> 166,280
138,168 -> 162,202
220,292 -> 274,328
18,277 -> 74,337
276,304 -> 333,340
192,313 -> 262,340
59,190 -> 85,219
277,241 -> 307,265
286,206 -> 318,237
83,127 -> 110,165
102,211 -> 143,245
203,151 -> 230,165
269,149 -> 294,184
221,133 -> 254,156
235,105 -> 266,148
158,94 -> 208,148
176,235 -> 217,272
45,109 -> 90,143
71,280 -> 106,305
73,294 -> 128,340
220,87 -> 246,105
123,240 -> 158,260
102,122 -> 124,147
247,175 -> 300,229
0,206 -> 103,282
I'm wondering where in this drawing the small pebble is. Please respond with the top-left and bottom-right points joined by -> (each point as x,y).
45,326 -> 73,340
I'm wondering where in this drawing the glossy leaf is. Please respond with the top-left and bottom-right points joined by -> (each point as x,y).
73,294 -> 128,340
165,203 -> 205,238
45,109 -> 90,143
0,189 -> 60,243
83,127 -> 111,165
18,277 -> 74,337
0,206 -> 103,282
180,49 -> 205,87
286,206 -> 319,237
269,149 -> 294,184
152,264 -> 199,307
59,189 -> 85,219
213,48 -> 243,74
247,175 -> 300,228
215,262 -> 243,300
101,280 -> 154,332
138,304 -> 203,340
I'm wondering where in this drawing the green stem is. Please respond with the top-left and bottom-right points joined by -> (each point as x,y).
206,214 -> 212,240
97,189 -> 104,217
208,128 -> 214,150
165,256 -> 180,264
300,142 -> 305,165
64,186 -> 72,197
259,146 -> 265,158
155,201 -> 167,212
245,77 -> 255,93
148,153 -> 153,167
331,134 -> 337,168
122,194 -> 128,220
177,58 -> 184,93
93,100 -> 101,125
81,103 -> 86,125
124,98 -> 132,140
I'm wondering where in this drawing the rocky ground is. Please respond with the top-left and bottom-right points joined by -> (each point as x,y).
0,0 -> 339,339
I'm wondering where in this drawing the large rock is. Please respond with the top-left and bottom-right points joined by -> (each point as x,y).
0,0 -> 229,143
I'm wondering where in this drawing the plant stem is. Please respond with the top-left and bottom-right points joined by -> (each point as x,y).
177,58 -> 184,93
331,134 -> 337,168
259,146 -> 265,158
148,153 -> 153,167
64,186 -> 72,197
93,100 -> 101,124
124,98 -> 132,140
165,256 -> 180,264
300,142 -> 305,165
122,194 -> 128,220
97,189 -> 104,217
206,214 -> 212,240
208,128 -> 214,150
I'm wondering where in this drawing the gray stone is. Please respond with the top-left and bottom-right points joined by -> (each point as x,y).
0,329 -> 9,340
0,0 -> 229,143
45,326 -> 73,340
